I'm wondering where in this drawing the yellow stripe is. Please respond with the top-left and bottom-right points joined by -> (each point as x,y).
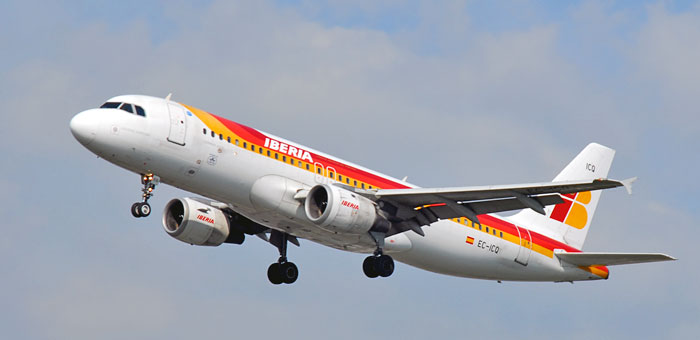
181,103 -> 245,142
579,265 -> 609,279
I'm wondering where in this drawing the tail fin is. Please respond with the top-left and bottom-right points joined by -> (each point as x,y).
506,143 -> 616,250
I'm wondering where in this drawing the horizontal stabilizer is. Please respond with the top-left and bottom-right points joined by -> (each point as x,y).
556,252 -> 676,266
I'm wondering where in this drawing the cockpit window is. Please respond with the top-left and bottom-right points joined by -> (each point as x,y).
100,101 -> 146,117
100,102 -> 121,109
135,105 -> 146,117
119,103 -> 134,113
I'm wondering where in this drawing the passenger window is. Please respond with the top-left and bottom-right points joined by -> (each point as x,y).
329,172 -> 334,179
227,136 -> 231,143
243,142 -> 247,148
306,164 -> 310,170
361,183 -> 365,189
100,102 -> 121,109
274,153 -> 278,159
135,105 -> 146,116
259,148 -> 263,154
485,227 -> 489,233
290,159 -> 295,165
211,131 -> 215,137
267,150 -> 271,156
346,178 -> 350,184
251,145 -> 255,151
219,133 -> 223,140
235,139 -> 240,146
203,128 -> 207,135
119,103 -> 134,113
282,156 -> 286,162
500,231 -> 503,238
316,167 -> 322,174
338,175 -> 343,181
353,180 -> 357,186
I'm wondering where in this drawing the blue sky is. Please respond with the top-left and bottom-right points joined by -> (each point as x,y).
1,1 -> 698,339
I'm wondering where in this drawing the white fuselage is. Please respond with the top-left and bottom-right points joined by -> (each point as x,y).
70,95 -> 607,282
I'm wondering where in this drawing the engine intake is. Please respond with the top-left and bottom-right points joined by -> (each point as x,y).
304,184 -> 389,234
163,198 -> 242,246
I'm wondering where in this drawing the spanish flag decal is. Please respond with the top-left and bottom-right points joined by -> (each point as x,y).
466,236 -> 475,245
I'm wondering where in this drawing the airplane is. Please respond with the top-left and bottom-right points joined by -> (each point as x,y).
69,94 -> 675,285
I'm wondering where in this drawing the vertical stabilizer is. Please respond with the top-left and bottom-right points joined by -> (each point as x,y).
506,143 -> 615,250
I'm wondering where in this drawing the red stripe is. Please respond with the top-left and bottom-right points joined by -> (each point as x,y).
479,214 -> 581,253
210,113 -> 409,189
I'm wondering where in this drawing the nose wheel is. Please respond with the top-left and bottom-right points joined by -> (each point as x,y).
131,202 -> 151,217
131,173 -> 159,218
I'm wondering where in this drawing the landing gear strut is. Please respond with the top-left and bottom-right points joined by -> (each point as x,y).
267,230 -> 299,285
131,173 -> 159,218
363,231 -> 395,278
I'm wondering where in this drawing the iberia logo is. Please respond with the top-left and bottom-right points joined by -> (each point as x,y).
550,191 -> 591,229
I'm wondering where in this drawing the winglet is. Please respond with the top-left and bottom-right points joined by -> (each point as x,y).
621,177 -> 637,195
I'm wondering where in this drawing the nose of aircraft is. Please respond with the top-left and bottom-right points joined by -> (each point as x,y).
70,109 -> 100,146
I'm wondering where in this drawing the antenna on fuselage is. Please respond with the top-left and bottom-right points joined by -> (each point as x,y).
165,93 -> 172,101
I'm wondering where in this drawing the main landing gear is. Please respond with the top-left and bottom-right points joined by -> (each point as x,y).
267,230 -> 299,285
131,173 -> 159,218
363,231 -> 395,278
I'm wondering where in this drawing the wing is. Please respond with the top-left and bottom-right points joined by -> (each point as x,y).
368,177 -> 635,236
555,252 -> 676,266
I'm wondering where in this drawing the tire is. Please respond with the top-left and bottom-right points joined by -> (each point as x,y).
138,203 -> 151,217
267,263 -> 283,285
131,203 -> 141,218
377,255 -> 394,277
281,262 -> 299,284
363,256 -> 378,278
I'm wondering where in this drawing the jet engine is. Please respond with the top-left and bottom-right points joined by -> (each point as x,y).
162,198 -> 245,246
304,184 -> 389,234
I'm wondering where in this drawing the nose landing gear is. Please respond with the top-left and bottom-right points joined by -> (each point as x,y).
131,173 -> 159,218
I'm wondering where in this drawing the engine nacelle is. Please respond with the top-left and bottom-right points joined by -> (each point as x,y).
304,184 -> 389,234
162,198 -> 232,246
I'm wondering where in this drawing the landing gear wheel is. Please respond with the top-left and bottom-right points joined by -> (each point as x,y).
137,202 -> 151,217
363,254 -> 394,278
267,263 -> 283,285
377,255 -> 394,277
363,256 -> 379,278
131,203 -> 142,218
280,262 -> 299,284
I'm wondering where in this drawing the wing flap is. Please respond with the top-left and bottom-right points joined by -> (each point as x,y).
419,194 -> 563,219
555,252 -> 676,266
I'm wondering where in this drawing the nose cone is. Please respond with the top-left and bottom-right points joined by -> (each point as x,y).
70,110 -> 100,146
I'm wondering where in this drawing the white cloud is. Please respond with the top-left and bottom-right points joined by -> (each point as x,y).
631,2 -> 700,133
